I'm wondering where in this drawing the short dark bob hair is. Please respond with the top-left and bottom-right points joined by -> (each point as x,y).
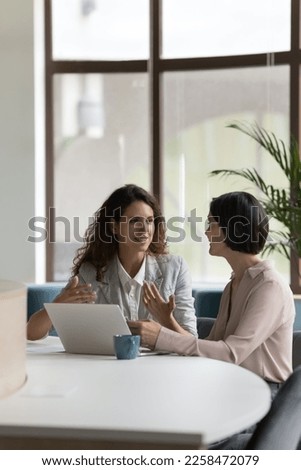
209,191 -> 269,254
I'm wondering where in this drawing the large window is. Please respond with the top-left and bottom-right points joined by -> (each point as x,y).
162,66 -> 289,283
53,72 -> 149,279
162,0 -> 290,57
45,0 -> 300,292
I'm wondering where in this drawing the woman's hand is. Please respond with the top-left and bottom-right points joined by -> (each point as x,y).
127,319 -> 161,349
142,281 -> 192,336
54,276 -> 97,304
143,281 -> 175,325
27,276 -> 97,341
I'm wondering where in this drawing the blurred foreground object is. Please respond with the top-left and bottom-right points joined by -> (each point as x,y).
0,280 -> 26,399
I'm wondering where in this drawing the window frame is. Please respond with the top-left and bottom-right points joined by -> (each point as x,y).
44,0 -> 301,293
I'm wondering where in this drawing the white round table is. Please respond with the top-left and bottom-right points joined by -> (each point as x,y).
0,336 -> 271,448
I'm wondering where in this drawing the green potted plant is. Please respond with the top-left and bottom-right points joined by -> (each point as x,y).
209,121 -> 301,297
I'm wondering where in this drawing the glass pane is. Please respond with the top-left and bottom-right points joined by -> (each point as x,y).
53,73 -> 149,280
52,0 -> 149,60
162,0 -> 290,58
163,66 -> 290,285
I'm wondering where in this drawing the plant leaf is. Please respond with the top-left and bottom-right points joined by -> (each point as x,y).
210,121 -> 301,259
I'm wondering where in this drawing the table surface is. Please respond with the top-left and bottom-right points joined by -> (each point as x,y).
0,337 -> 271,446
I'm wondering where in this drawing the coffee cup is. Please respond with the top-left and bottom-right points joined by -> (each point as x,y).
113,334 -> 140,360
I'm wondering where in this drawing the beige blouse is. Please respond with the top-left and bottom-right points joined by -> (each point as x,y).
156,260 -> 295,382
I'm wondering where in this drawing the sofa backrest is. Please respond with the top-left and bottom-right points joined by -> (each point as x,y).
192,289 -> 223,318
27,283 -> 65,319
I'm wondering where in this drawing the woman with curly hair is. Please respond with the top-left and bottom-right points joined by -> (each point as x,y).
27,184 -> 197,340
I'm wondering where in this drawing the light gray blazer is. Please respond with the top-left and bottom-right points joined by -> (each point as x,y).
78,254 -> 197,336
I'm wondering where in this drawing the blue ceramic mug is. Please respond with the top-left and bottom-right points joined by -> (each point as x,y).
113,334 -> 140,360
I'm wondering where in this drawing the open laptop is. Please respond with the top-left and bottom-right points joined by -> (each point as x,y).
44,303 -> 167,356
44,303 -> 131,355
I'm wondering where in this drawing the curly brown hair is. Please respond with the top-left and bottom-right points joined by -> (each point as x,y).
72,184 -> 168,281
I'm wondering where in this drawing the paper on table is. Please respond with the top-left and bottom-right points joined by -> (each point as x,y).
26,339 -> 64,355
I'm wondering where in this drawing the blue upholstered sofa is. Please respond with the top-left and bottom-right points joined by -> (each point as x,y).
27,283 -> 65,319
27,283 -> 301,330
26,282 -> 301,367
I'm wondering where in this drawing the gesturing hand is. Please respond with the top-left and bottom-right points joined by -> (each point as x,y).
54,276 -> 97,304
143,281 -> 175,326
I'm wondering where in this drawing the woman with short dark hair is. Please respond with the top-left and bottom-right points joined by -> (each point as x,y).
209,191 -> 269,254
129,191 -> 295,386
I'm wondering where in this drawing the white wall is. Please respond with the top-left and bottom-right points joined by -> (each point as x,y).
0,0 -> 35,282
